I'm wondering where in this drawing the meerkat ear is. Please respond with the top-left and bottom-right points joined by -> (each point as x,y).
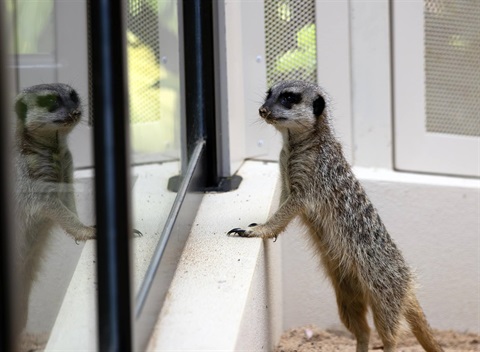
313,95 -> 325,117
15,99 -> 28,121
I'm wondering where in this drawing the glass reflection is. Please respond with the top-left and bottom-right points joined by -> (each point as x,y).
9,1 -> 96,350
14,84 -> 94,350
8,0 -> 182,349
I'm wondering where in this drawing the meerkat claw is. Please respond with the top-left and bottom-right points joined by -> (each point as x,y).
248,223 -> 258,227
227,228 -> 246,236
133,229 -> 143,237
273,235 -> 277,242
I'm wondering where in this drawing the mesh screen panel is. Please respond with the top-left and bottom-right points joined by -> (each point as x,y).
127,1 -> 162,124
424,0 -> 480,137
264,0 -> 317,87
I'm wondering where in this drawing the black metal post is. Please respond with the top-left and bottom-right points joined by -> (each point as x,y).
0,3 -> 16,350
88,0 -> 133,350
182,0 -> 218,189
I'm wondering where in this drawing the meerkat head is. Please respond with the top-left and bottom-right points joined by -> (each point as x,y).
259,80 -> 329,133
14,83 -> 82,134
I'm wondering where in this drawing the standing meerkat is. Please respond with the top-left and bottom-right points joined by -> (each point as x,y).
14,83 -> 95,329
228,81 -> 443,352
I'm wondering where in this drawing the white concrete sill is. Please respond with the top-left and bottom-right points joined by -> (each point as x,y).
146,160 -> 283,351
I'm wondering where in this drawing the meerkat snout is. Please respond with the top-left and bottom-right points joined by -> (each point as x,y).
259,106 -> 269,117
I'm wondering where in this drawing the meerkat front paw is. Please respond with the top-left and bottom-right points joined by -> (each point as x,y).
73,226 -> 143,244
73,225 -> 97,244
89,225 -> 143,238
227,223 -> 277,241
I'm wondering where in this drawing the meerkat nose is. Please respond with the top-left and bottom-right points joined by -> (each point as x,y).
259,107 -> 269,116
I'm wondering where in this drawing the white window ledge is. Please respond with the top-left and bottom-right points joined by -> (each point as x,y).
146,160 -> 283,351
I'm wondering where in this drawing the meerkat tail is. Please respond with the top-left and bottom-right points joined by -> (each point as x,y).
404,295 -> 444,352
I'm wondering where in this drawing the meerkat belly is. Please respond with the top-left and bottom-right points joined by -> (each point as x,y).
302,204 -> 360,278
302,199 -> 402,287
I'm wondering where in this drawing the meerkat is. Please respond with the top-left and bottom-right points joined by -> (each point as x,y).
228,81 -> 443,352
14,83 -> 96,329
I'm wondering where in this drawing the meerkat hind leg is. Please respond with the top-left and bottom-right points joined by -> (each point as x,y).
332,278 -> 370,352
370,300 -> 402,352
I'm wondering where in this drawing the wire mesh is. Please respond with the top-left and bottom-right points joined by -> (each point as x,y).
127,0 -> 162,124
424,0 -> 480,137
264,0 -> 317,87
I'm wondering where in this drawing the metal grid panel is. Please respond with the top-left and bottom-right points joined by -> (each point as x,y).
127,0 -> 161,124
424,0 -> 480,137
264,0 -> 317,87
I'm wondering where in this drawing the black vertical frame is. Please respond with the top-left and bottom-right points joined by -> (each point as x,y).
182,0 -> 219,188
171,0 -> 241,193
0,2 -> 16,350
88,0 -> 133,350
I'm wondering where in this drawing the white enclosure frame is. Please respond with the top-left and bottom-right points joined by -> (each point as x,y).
392,1 -> 480,178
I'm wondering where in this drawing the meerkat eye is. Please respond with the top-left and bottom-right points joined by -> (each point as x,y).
37,94 -> 61,112
69,90 -> 79,105
279,92 -> 302,109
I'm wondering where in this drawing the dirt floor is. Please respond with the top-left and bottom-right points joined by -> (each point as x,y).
275,326 -> 480,352
21,326 -> 480,351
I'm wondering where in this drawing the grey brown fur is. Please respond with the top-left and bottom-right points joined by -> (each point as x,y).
14,83 -> 95,329
229,81 -> 443,352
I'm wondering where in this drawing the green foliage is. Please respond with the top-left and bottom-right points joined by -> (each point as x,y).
274,23 -> 317,77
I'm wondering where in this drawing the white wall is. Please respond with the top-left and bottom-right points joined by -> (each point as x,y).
281,168 -> 480,333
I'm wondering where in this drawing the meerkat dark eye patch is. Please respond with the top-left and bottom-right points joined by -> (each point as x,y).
37,94 -> 61,112
279,91 -> 302,109
69,90 -> 79,105
15,100 -> 28,121
313,95 -> 325,117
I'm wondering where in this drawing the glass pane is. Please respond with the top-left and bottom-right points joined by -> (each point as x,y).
128,0 -> 181,163
126,0 -> 182,317
10,0 -> 183,348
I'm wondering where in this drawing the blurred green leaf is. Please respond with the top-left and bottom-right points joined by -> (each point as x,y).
274,23 -> 316,77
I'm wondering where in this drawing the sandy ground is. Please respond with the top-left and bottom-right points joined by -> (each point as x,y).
21,326 -> 480,351
275,326 -> 480,352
